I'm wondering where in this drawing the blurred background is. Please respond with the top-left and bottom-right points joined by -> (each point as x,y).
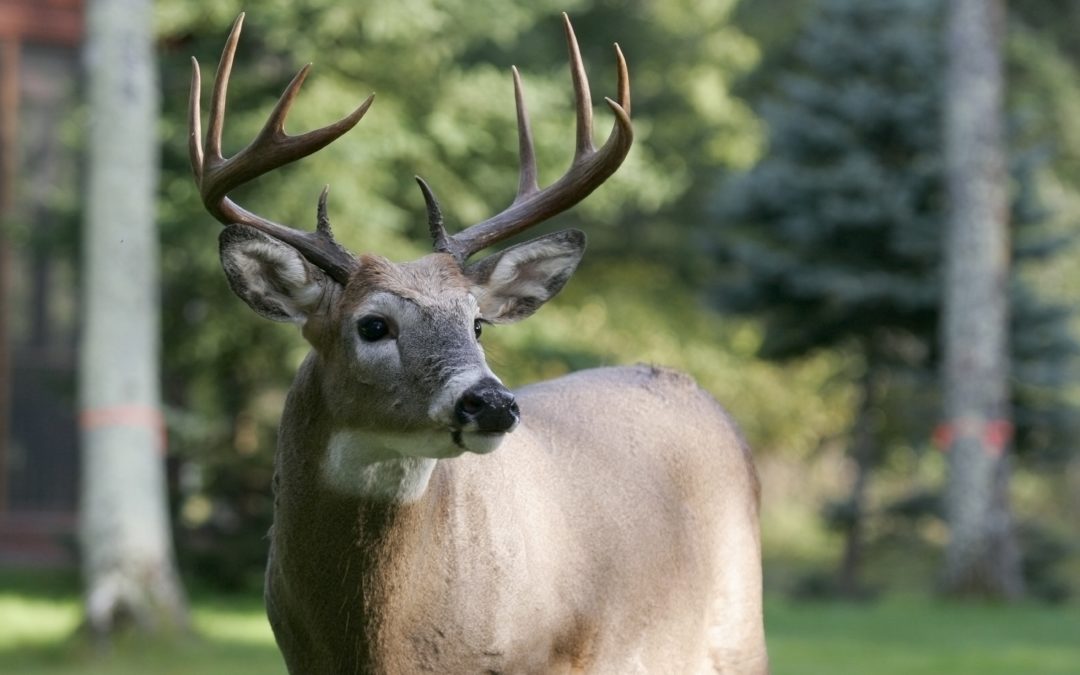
1,0 -> 1078,673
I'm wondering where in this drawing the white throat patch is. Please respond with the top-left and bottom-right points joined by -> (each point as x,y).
323,426 -> 510,501
323,429 -> 448,502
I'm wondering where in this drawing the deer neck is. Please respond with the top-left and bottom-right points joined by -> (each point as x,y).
267,354 -> 489,598
268,354 -> 451,666
270,352 -> 442,562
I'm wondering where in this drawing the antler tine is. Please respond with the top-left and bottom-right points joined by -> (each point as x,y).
614,43 -> 630,116
511,66 -> 540,203
316,186 -> 333,237
189,13 -> 375,285
564,15 -> 594,158
205,13 -> 244,162
444,13 -> 633,263
415,176 -> 454,255
188,57 -> 204,184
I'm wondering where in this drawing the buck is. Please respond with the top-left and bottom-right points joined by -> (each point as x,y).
189,13 -> 767,674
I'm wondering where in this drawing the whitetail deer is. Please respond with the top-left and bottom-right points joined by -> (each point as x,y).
189,13 -> 766,674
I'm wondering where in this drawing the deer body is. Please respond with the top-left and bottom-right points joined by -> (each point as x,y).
191,14 -> 767,674
268,358 -> 764,674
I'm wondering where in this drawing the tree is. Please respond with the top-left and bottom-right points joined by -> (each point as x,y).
713,0 -> 944,596
940,0 -> 1023,599
714,0 -> 1073,597
78,0 -> 188,635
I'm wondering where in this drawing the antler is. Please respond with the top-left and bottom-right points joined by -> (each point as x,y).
425,13 -> 633,264
189,13 -> 373,284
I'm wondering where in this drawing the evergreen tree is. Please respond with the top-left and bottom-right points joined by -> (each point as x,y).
714,0 -> 944,596
717,0 -> 943,361
713,0 -> 1076,596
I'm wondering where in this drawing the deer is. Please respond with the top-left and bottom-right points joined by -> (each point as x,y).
188,13 -> 767,674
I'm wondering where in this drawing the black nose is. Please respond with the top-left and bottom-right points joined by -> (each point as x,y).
454,378 -> 520,433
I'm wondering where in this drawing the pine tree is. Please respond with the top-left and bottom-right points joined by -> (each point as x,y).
713,0 -> 1075,596
714,0 -> 944,596
717,0 -> 943,358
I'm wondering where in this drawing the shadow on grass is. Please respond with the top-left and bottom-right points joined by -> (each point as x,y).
0,633 -> 286,675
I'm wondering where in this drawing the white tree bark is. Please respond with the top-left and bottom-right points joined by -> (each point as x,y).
78,0 -> 188,635
941,0 -> 1023,599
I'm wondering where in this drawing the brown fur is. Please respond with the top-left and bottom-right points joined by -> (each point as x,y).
346,253 -> 470,308
266,357 -> 768,674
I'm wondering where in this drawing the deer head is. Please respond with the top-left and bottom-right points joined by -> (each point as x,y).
189,13 -> 631,461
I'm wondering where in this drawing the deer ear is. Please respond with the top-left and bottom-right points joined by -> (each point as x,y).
465,229 -> 585,324
219,225 -> 333,323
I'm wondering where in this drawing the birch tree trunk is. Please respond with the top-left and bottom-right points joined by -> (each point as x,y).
941,0 -> 1024,599
79,0 -> 188,636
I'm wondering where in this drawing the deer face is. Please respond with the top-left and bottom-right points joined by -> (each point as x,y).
219,225 -> 585,457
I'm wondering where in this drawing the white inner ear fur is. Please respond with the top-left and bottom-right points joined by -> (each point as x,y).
473,239 -> 579,321
230,240 -> 324,321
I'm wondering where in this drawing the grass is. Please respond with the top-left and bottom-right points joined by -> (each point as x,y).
1,572 -> 1078,673
0,572 -> 286,675
767,595 -> 1080,675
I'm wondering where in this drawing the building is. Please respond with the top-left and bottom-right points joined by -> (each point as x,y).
0,0 -> 84,565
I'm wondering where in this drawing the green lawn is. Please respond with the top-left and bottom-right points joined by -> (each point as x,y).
767,596 -> 1080,675
1,573 -> 1078,673
0,586 -> 286,675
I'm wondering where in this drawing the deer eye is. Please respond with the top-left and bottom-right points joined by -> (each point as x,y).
474,319 -> 483,340
358,316 -> 390,342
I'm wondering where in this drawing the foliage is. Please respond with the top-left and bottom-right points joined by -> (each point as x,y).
714,0 -> 1079,598
1005,5 -> 1080,462
714,0 -> 952,598
717,0 -> 1080,457
719,0 -> 1079,461
715,0 -> 944,362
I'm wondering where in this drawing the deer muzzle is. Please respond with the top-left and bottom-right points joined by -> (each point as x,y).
454,378 -> 520,435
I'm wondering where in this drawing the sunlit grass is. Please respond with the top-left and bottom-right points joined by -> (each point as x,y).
193,601 -> 278,646
0,595 -> 81,651
2,572 -> 1078,674
0,577 -> 284,675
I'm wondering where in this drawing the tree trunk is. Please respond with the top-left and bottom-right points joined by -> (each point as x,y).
0,39 -> 18,515
836,359 -> 876,598
78,0 -> 188,637
940,0 -> 1023,600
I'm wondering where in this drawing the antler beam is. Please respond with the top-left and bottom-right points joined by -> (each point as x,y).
189,13 -> 372,284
